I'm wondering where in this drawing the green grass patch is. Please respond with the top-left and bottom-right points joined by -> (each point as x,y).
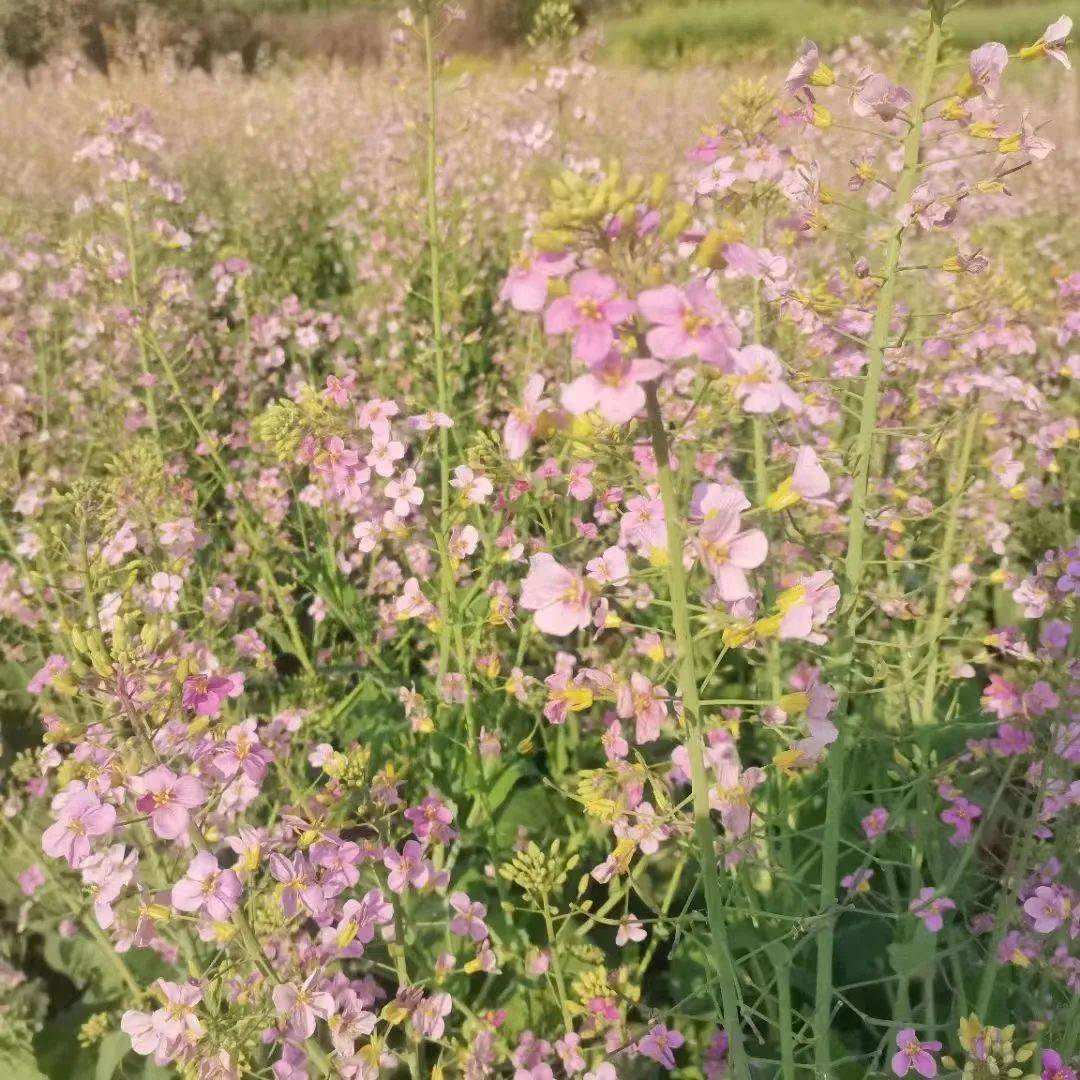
601,0 -> 1072,66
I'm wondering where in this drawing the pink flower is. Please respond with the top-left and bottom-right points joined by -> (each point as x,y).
696,506 -> 768,602
504,374 -> 552,460
27,653 -> 69,694
851,72 -> 912,122
383,839 -> 431,893
519,553 -> 592,636
449,891 -> 489,941
171,852 -> 242,921
616,671 -> 669,744
18,864 -> 45,896
411,991 -> 452,1040
892,1028 -> 941,1078
209,719 -> 271,785
637,1024 -> 684,1071
544,270 -> 635,363
121,980 -> 203,1064
862,807 -> 890,840
41,787 -> 117,867
1029,15 -> 1072,69
968,42 -> 1009,100
616,915 -> 646,945
269,852 -> 326,917
785,38 -> 821,95
637,279 -> 741,368
731,345 -> 802,414
909,887 -> 955,933
1024,885 -> 1072,933
792,446 -> 830,498
778,571 -> 841,643
272,978 -> 336,1040
561,352 -> 664,424
133,766 -> 206,841
181,672 -> 244,717
500,250 -> 574,312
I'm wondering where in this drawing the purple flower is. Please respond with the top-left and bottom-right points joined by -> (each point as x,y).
1042,1049 -> 1078,1080
892,1028 -> 941,1077
910,887 -> 955,933
637,1024 -> 685,1071
967,42 -> 1009,100
181,671 -> 244,717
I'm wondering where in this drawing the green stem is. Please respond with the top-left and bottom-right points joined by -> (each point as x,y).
121,180 -> 159,437
644,382 -> 749,1079
815,16 -> 943,1075
769,942 -> 796,1080
918,406 -> 978,724
421,8 -> 455,681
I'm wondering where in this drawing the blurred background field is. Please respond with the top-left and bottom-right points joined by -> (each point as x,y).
1,0 -> 1077,74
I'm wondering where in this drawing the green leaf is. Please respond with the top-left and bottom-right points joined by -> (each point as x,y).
0,1041 -> 48,1080
486,762 -> 534,814
887,926 -> 936,977
94,1032 -> 130,1080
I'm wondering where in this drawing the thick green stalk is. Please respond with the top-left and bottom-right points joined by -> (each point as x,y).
421,8 -> 456,679
814,17 -> 943,1076
918,406 -> 978,724
121,180 -> 159,437
644,383 -> 749,1079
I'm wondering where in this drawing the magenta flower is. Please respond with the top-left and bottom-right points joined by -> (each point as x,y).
561,352 -> 664,424
171,852 -> 242,922
41,787 -> 117,867
1042,1049 -> 1078,1080
543,270 -> 635,363
134,766 -> 205,841
519,553 -> 593,636
637,279 -> 741,368
637,1023 -> 685,1071
910,888 -> 955,933
181,671 -> 244,717
272,977 -> 336,1040
892,1028 -> 942,1078
696,506 -> 768,602
941,796 -> 982,847
500,250 -> 574,312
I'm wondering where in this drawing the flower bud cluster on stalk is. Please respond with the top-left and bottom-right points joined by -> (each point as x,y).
0,3 -> 1077,1079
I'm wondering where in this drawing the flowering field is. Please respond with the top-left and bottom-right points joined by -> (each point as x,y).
0,3 -> 1078,1079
